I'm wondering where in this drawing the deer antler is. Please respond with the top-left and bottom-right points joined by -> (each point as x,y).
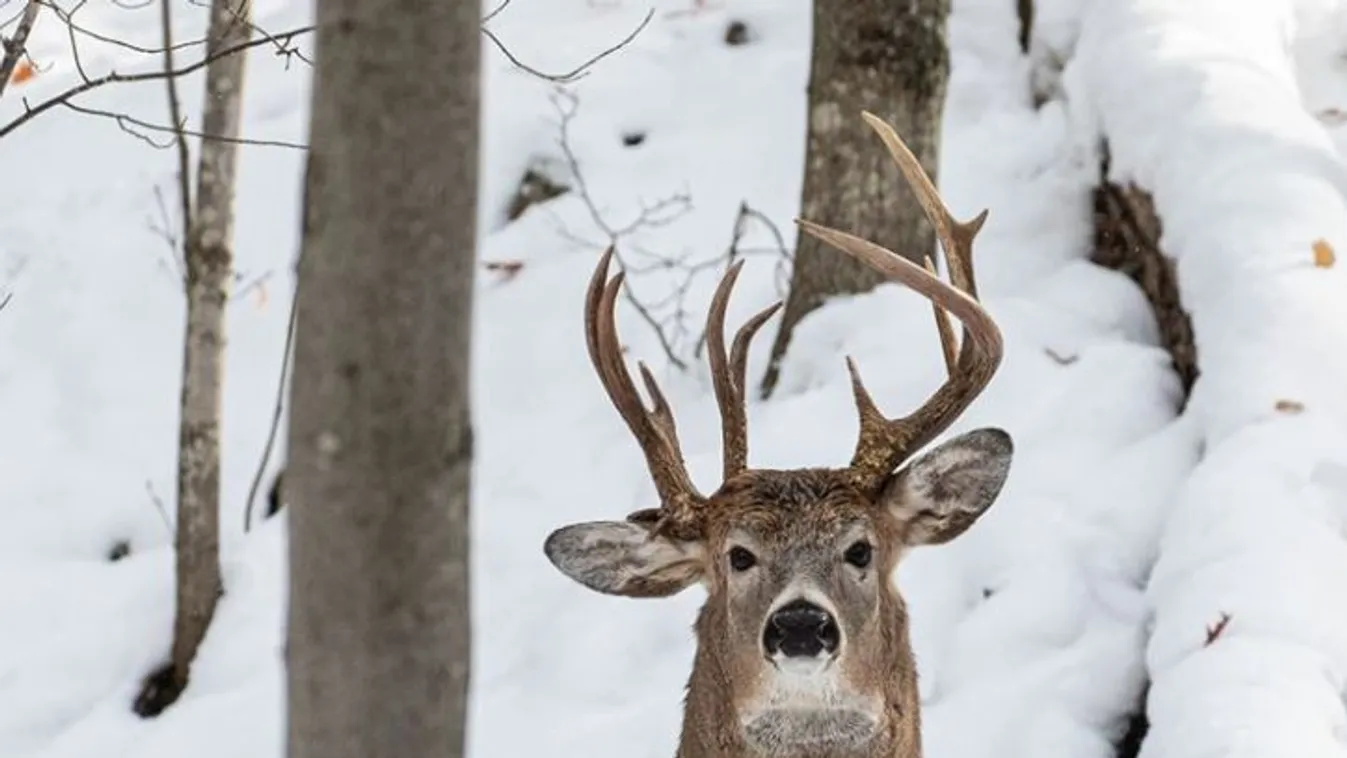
584,248 -> 781,535
586,247 -> 704,528
796,111 -> 1004,496
705,260 -> 782,480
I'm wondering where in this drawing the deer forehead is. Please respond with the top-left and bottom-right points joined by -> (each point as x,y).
704,469 -> 883,546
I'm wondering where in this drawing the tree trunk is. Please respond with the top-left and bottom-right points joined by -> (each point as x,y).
170,0 -> 250,693
761,0 -> 951,398
284,0 -> 479,756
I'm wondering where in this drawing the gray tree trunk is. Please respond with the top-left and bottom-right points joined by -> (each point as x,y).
761,0 -> 951,398
170,0 -> 250,692
284,0 -> 479,756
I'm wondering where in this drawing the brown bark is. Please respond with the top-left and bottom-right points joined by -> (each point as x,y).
169,0 -> 249,695
1091,164 -> 1197,401
0,1 -> 41,101
284,0 -> 478,756
761,0 -> 952,398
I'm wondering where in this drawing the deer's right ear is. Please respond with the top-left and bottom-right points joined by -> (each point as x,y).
544,521 -> 706,598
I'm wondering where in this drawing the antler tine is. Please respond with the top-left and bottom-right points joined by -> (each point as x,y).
794,113 -> 1004,495
705,260 -> 782,479
923,256 -> 958,376
585,247 -> 703,521
860,111 -> 988,303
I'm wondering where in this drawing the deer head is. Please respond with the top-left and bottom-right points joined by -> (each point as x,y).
544,112 -> 1012,758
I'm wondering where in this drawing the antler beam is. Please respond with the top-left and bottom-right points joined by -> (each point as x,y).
796,111 -> 1004,495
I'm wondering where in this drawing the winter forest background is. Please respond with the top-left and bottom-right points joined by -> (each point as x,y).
3,0 -> 1347,757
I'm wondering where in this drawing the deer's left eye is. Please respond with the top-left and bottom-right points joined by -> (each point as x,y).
843,540 -> 873,569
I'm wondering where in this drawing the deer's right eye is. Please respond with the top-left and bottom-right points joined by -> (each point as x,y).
727,546 -> 757,572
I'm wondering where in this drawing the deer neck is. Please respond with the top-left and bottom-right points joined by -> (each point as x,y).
675,600 -> 922,758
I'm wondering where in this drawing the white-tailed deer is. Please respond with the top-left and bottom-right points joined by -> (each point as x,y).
544,112 -> 1012,758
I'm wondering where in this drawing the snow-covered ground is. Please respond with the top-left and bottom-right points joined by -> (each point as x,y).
0,0 -> 1344,756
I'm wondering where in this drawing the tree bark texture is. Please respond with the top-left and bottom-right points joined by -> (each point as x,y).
762,0 -> 951,397
285,0 -> 479,756
170,0 -> 250,690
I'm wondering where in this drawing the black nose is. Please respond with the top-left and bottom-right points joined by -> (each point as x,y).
763,599 -> 840,658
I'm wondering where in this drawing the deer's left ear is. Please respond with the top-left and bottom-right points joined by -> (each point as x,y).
879,428 -> 1013,546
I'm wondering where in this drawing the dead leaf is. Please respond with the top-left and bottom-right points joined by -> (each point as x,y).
1313,238 -> 1335,268
484,259 -> 524,282
1275,399 -> 1305,414
9,60 -> 35,86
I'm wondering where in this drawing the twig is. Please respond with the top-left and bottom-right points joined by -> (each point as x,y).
147,184 -> 187,283
160,0 -> 192,240
243,283 -> 297,533
691,201 -> 792,358
551,88 -> 692,368
0,23 -> 315,139
36,0 -> 201,55
482,5 -> 653,83
0,0 -> 40,100
0,291 -> 12,311
481,0 -> 512,25
146,480 -> 174,532
59,99 -> 307,150
547,90 -> 791,371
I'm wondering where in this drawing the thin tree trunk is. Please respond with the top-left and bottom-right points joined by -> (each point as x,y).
285,0 -> 479,756
761,0 -> 951,398
170,0 -> 250,692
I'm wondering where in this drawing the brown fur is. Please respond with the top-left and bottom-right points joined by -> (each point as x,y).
675,469 -> 922,758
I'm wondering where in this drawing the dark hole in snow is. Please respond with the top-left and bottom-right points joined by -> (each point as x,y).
108,540 -> 131,562
981,587 -> 994,599
621,131 -> 647,148
133,662 -> 181,718
724,20 -> 750,46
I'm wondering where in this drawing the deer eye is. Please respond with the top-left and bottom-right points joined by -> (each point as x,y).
727,546 -> 757,572
843,540 -> 873,569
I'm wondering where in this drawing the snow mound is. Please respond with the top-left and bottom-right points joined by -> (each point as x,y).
1067,0 -> 1347,755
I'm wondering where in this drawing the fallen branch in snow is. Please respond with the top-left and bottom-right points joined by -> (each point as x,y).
550,89 -> 791,370
1092,150 -> 1198,398
0,0 -> 40,101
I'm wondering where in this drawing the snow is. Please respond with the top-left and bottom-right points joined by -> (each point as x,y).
0,0 -> 1344,756
1064,1 -> 1347,756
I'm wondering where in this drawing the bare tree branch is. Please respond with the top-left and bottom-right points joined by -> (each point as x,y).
0,0 -> 39,100
0,23 -> 315,139
547,89 -> 791,371
60,99 -> 307,150
160,0 -> 192,239
244,283 -> 296,533
482,3 -> 653,83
